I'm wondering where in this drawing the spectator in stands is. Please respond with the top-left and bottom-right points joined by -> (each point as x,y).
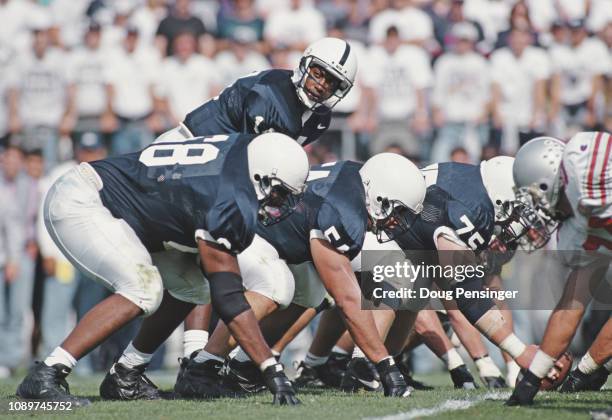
215,32 -> 270,87
129,0 -> 167,52
431,0 -> 484,54
156,0 -> 209,56
362,25 -> 432,158
216,0 -> 265,53
490,24 -> 549,153
0,146 -> 36,376
37,132 -> 107,359
264,0 -> 325,53
327,0 -> 371,46
64,22 -> 110,144
156,30 -> 221,127
431,22 -> 490,163
7,13 -> 70,170
450,145 -> 470,163
369,0 -> 434,47
99,0 -> 137,53
104,26 -> 160,155
550,18 -> 610,135
494,0 -> 539,50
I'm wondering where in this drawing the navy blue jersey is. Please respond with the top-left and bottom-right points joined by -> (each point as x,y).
183,70 -> 330,146
257,161 -> 367,264
395,162 -> 494,251
90,133 -> 259,254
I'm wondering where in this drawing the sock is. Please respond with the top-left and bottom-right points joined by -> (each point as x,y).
193,349 -> 224,364
332,345 -> 349,355
604,358 -> 612,373
117,342 -> 153,368
304,352 -> 329,367
441,348 -> 463,371
578,352 -> 600,375
529,349 -> 555,378
506,360 -> 520,388
272,349 -> 280,358
44,347 -> 77,369
234,347 -> 251,363
475,355 -> 502,378
183,330 -> 208,358
352,346 -> 365,359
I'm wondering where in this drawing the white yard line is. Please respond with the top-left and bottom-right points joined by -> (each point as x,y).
364,391 -> 511,420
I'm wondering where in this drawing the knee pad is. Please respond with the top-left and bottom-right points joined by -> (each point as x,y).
208,272 -> 251,323
117,263 -> 164,316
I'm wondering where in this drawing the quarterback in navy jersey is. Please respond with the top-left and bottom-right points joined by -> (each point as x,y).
16,132 -> 309,406
158,37 -> 358,148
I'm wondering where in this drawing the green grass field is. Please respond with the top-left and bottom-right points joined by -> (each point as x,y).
0,372 -> 610,420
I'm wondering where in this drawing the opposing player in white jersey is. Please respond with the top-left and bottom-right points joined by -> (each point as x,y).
507,132 -> 611,405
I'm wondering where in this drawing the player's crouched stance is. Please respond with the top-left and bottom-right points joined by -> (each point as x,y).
506,132 -> 612,406
16,132 -> 309,406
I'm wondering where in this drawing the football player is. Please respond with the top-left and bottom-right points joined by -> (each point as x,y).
177,153 -> 426,399
507,132 -> 611,405
300,157 -> 535,391
97,36 -> 359,402
156,37 -> 357,147
16,132 -> 309,406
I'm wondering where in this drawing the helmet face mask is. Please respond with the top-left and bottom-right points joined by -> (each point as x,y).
298,57 -> 353,111
255,175 -> 305,226
294,37 -> 358,113
370,200 -> 419,243
508,186 -> 561,251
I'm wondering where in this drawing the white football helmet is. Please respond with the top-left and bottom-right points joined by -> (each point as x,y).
293,37 -> 358,112
359,153 -> 426,242
480,156 -> 516,223
247,133 -> 309,225
512,136 -> 567,250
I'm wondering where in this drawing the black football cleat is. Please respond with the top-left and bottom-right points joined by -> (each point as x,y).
560,367 -> 609,393
16,362 -> 91,406
293,362 -> 325,388
394,354 -> 433,390
506,370 -> 540,406
225,358 -> 267,394
482,375 -> 507,389
340,358 -> 383,393
174,357 -> 242,399
450,365 -> 478,389
99,363 -> 161,400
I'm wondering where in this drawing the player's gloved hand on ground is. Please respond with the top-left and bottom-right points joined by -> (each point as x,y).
262,363 -> 301,406
375,357 -> 412,397
505,369 -> 540,406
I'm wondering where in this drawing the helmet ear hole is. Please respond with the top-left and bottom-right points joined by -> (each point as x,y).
540,183 -> 548,191
254,174 -> 261,182
496,199 -> 502,205
376,196 -> 382,202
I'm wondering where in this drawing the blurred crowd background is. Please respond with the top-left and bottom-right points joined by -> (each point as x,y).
0,0 -> 610,377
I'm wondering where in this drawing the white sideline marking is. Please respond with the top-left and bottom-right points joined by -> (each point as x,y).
364,392 -> 511,420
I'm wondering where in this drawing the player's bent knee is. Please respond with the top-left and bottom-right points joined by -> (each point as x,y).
117,264 -> 164,315
209,272 -> 251,323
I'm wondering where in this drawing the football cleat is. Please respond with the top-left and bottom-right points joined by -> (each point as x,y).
174,357 -> 242,399
340,358 -> 383,393
16,362 -> 91,406
225,358 -> 267,394
394,353 -> 433,390
506,369 -> 540,406
99,363 -> 160,400
294,351 -> 349,388
450,365 -> 478,389
481,376 -> 507,389
560,367 -> 610,393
